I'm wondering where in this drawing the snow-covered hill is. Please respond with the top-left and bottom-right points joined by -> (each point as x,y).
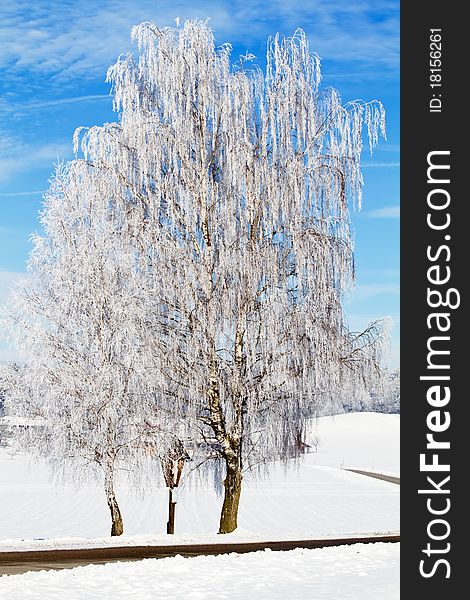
305,411 -> 399,474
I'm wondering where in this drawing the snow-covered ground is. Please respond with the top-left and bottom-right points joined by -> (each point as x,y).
0,412 -> 399,598
0,413 -> 399,548
0,543 -> 399,600
305,412 -> 399,475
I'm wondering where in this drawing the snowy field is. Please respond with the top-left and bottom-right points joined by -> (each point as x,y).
0,413 -> 399,548
0,543 -> 399,600
305,412 -> 399,475
0,412 -> 399,598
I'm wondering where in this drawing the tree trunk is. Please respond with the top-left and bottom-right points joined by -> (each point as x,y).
207,360 -> 244,534
104,462 -> 124,536
167,487 -> 176,534
219,461 -> 243,534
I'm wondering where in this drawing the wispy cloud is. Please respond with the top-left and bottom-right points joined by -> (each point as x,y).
0,0 -> 399,92
366,205 -> 400,219
0,95 -> 110,116
350,283 -> 400,302
360,268 -> 400,279
0,140 -> 71,184
375,143 -> 400,153
22,94 -> 109,110
348,312 -> 400,326
0,190 -> 44,197
361,162 -> 400,168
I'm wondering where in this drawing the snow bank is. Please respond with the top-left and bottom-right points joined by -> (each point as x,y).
0,542 -> 399,599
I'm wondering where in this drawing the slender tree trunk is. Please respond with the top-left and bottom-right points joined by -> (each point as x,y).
104,461 -> 124,536
219,458 -> 243,534
167,488 -> 176,534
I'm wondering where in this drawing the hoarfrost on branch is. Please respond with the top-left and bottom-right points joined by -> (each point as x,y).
2,20 -> 389,535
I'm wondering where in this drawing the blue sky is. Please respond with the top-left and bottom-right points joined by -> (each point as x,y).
0,0 -> 399,365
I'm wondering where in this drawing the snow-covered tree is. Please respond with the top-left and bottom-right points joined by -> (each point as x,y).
2,162 -> 174,536
371,368 -> 400,413
0,368 -> 7,446
3,20 -> 389,536
330,320 -> 393,415
0,381 -> 5,417
0,363 -> 20,419
73,20 -> 387,533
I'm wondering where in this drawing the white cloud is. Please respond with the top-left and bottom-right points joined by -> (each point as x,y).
350,283 -> 400,302
23,95 -> 110,110
0,0 -> 399,90
366,205 -> 400,219
375,143 -> 400,153
361,162 -> 400,168
0,140 -> 71,183
0,190 -> 44,197
0,95 -> 111,116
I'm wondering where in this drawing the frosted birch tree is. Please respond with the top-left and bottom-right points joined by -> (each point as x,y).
3,19 -> 389,536
2,161 -> 174,536
72,20 -> 387,533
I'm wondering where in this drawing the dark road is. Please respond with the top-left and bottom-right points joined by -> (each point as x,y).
0,534 -> 400,576
346,469 -> 400,485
